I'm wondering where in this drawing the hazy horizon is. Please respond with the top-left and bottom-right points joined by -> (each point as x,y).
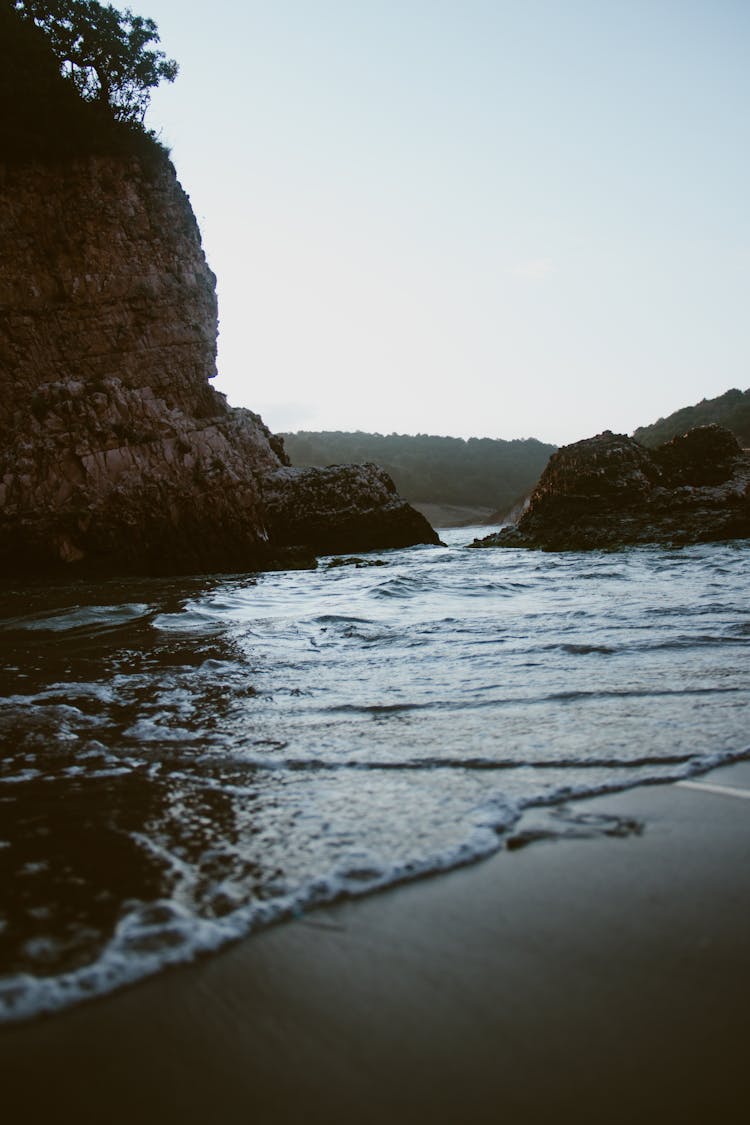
143,0 -> 749,445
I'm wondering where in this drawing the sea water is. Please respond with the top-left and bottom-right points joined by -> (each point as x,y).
1,531 -> 749,1022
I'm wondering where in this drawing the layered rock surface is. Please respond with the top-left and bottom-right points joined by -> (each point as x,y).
471,426 -> 750,551
0,155 -> 437,576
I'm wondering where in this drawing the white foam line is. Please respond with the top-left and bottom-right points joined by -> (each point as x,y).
676,780 -> 750,800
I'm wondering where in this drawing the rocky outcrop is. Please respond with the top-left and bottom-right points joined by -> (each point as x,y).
262,463 -> 439,555
471,426 -> 750,551
0,155 -> 437,576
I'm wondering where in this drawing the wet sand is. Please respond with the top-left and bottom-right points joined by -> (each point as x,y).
3,761 -> 749,1125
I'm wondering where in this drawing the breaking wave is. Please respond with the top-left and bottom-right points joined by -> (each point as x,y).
1,534 -> 749,1023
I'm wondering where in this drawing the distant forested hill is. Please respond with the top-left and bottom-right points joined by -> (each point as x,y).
634,388 -> 750,448
281,431 -> 556,513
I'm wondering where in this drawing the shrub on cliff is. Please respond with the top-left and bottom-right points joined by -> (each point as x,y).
0,1 -> 172,159
12,1 -> 177,123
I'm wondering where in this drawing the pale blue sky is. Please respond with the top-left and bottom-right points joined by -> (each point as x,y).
144,0 -> 749,444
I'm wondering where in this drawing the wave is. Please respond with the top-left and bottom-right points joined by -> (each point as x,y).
189,749 -> 726,772
322,684 -> 747,718
0,603 -> 153,636
2,538 -> 749,1027
559,643 -> 617,655
3,741 -> 748,1026
370,574 -> 433,598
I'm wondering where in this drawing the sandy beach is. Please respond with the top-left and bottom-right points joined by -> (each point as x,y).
3,759 -> 749,1125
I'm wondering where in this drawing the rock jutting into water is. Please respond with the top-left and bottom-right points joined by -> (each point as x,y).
470,425 -> 750,551
262,463 -> 440,555
0,155 -> 437,576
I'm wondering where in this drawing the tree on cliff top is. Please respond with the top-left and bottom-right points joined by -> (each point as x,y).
12,0 -> 177,124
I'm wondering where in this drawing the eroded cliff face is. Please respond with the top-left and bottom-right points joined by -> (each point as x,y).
471,426 -> 750,551
0,155 -> 436,575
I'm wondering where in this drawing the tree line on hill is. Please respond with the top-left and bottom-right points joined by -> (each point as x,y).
283,389 -> 750,514
281,431 -> 556,513
634,388 -> 750,448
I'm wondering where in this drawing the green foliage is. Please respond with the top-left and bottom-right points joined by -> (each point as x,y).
12,1 -> 177,123
0,1 -> 169,159
282,431 -> 556,511
634,388 -> 750,448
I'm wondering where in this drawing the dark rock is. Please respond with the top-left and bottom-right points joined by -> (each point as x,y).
651,424 -> 742,487
470,425 -> 750,551
0,155 -> 437,576
262,464 -> 440,556
326,557 -> 389,569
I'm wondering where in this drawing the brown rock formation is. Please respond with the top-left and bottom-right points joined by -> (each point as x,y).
263,463 -> 439,555
471,425 -> 750,551
0,155 -> 437,576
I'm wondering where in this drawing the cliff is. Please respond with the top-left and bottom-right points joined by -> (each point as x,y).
471,425 -> 750,551
0,153 -> 437,575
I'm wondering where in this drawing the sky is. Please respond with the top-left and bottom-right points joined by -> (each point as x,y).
141,0 -> 749,445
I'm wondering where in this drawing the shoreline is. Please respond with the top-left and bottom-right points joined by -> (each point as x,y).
4,760 -> 750,1123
